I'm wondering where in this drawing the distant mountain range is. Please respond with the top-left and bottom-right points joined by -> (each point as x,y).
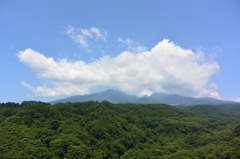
50,89 -> 237,105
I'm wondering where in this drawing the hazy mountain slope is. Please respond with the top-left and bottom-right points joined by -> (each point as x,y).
160,94 -> 197,105
50,89 -> 138,104
197,97 -> 236,104
149,92 -> 168,100
50,89 -> 237,105
151,93 -> 237,105
134,96 -> 161,103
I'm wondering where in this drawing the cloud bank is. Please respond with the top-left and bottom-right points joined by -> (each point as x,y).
17,39 -> 220,97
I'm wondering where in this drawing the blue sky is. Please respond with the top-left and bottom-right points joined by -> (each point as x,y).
1,0 -> 240,103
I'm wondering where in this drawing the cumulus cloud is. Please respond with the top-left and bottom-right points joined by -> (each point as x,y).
17,39 -> 219,97
210,91 -> 221,99
65,25 -> 107,48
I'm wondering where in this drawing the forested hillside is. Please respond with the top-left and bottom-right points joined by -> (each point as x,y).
0,101 -> 240,158
178,104 -> 240,116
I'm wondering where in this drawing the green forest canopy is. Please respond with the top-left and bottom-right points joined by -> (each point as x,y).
0,101 -> 240,158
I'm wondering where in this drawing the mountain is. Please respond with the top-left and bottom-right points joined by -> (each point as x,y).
149,93 -> 238,106
154,94 -> 195,105
149,92 -> 168,100
50,89 -> 237,105
50,89 -> 139,105
134,96 -> 160,104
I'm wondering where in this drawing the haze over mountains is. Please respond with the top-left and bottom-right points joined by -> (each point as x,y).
50,89 -> 237,105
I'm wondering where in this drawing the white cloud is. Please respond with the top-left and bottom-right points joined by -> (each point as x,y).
118,38 -> 147,53
80,29 -> 92,37
17,39 -> 220,97
208,83 -> 221,99
229,98 -> 240,103
209,83 -> 218,90
21,82 -> 88,97
138,90 -> 152,97
65,25 -> 108,48
210,91 -> 221,99
90,27 -> 107,41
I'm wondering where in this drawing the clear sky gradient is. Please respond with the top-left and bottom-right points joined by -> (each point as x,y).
1,0 -> 240,103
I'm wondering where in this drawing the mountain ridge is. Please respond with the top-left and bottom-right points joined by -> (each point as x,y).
50,89 -> 237,105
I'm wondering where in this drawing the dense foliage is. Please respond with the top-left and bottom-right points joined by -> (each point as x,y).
0,101 -> 240,158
